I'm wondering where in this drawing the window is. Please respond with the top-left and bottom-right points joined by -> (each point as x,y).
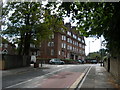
80,49 -> 82,54
62,35 -> 64,40
81,44 -> 83,48
70,39 -> 72,44
73,34 -> 77,39
82,40 -> 84,43
59,51 -> 61,55
64,43 -> 66,48
62,35 -> 66,41
67,31 -> 71,36
73,41 -> 74,45
79,44 -> 81,47
51,34 -> 54,39
48,42 -> 51,46
67,45 -> 69,50
70,46 -> 72,50
73,47 -> 74,51
77,42 -> 78,46
67,38 -> 69,42
78,37 -> 81,41
62,43 -> 66,48
67,38 -> 72,43
62,43 -> 64,48
75,42 -> 76,45
49,34 -> 54,39
51,49 -> 54,55
62,51 -> 65,56
74,41 -> 76,45
75,48 -> 76,52
77,49 -> 78,52
37,51 -> 41,56
67,53 -> 70,58
64,36 -> 66,41
48,42 -> 54,47
51,42 -> 54,47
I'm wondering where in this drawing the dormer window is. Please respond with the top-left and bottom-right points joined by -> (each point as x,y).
67,31 -> 71,36
73,34 -> 77,39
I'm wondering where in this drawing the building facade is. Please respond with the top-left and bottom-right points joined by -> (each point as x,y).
0,37 -> 16,55
38,23 -> 85,60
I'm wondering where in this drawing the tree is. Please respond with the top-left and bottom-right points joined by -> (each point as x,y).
87,52 -> 101,60
50,2 -> 120,56
2,2 -> 65,55
86,48 -> 107,61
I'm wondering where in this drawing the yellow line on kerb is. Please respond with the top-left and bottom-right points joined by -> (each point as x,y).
69,73 -> 85,88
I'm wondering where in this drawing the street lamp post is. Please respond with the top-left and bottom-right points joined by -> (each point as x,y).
88,40 -> 94,59
89,41 -> 90,59
100,36 -> 103,66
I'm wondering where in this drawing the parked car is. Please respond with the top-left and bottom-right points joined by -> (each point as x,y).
49,58 -> 65,64
91,60 -> 98,64
77,59 -> 85,64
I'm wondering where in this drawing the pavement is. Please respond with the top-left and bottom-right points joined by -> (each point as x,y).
2,64 -> 50,76
1,64 -> 120,89
78,64 -> 120,89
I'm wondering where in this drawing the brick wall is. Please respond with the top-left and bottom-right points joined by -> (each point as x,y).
110,56 -> 120,84
104,56 -> 120,84
0,54 -> 30,70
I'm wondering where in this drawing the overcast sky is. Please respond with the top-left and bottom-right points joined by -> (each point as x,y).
85,36 -> 105,55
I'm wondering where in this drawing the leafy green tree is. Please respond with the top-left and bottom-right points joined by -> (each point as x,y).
52,2 -> 120,55
99,48 -> 107,57
87,48 -> 107,61
87,52 -> 101,60
2,2 -> 65,55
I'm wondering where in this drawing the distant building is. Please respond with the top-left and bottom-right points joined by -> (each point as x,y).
0,37 -> 16,55
38,23 -> 86,60
29,43 -> 40,56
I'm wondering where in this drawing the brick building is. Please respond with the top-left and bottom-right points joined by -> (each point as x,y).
38,23 -> 85,60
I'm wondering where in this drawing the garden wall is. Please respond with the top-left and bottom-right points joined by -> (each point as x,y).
0,54 -> 30,70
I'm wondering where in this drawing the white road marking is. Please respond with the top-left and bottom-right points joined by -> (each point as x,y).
69,66 -> 90,89
33,84 -> 42,88
56,65 -> 63,67
6,65 -> 73,88
78,65 -> 93,88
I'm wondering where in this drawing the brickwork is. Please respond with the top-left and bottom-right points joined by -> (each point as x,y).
39,23 -> 85,60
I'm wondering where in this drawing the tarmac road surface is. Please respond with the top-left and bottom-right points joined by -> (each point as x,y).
2,64 -> 117,89
2,64 -> 91,89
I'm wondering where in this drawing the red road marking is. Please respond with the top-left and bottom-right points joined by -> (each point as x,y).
37,71 -> 82,88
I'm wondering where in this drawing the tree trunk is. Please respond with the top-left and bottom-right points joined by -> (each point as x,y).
18,35 -> 24,55
23,33 -> 31,55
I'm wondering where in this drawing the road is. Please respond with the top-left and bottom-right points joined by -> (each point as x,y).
2,64 -> 115,89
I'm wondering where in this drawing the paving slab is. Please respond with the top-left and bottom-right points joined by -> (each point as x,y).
79,65 -> 119,89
